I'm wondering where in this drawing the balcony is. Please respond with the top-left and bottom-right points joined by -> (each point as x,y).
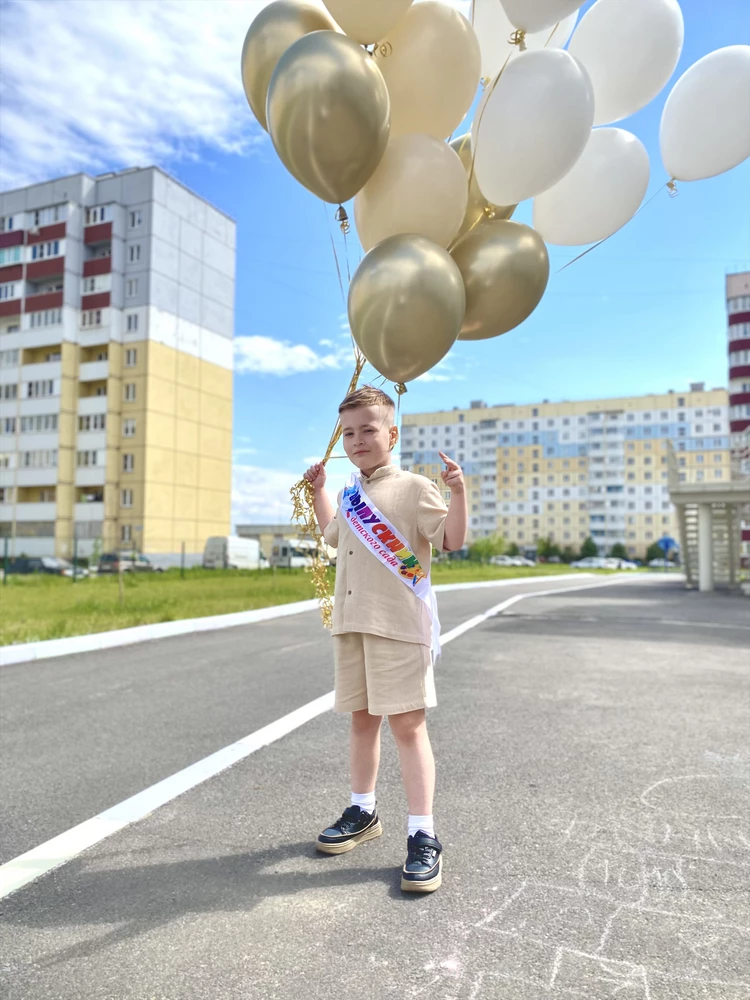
0,501 -> 57,522
23,290 -> 63,314
79,360 -> 109,382
26,258 -> 65,281
21,360 -> 61,381
74,501 -> 104,523
84,222 -> 112,245
83,257 -> 112,278
81,292 -> 111,312
75,466 -> 106,487
28,223 -> 66,244
13,468 -> 58,487
78,396 -> 108,416
0,298 -> 22,319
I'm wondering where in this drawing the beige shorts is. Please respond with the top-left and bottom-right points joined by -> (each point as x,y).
333,631 -> 437,717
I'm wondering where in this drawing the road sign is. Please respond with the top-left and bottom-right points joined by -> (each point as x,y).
658,536 -> 678,554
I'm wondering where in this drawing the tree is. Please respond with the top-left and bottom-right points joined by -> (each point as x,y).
506,542 -> 520,557
609,543 -> 628,560
646,542 -> 664,562
580,536 -> 599,559
468,534 -> 506,563
561,546 -> 576,564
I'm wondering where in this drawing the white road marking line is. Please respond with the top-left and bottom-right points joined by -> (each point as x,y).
0,574 -> 640,901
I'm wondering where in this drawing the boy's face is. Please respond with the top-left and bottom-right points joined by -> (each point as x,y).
340,404 -> 398,474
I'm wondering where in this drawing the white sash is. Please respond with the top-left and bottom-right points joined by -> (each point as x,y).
340,473 -> 441,662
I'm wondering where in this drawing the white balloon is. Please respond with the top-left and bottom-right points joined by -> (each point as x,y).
500,0 -> 584,35
323,0 -> 412,45
474,49 -> 595,206
568,0 -> 684,126
374,1 -> 481,140
660,45 -> 750,182
533,128 -> 650,246
354,134 -> 468,252
474,0 -> 578,81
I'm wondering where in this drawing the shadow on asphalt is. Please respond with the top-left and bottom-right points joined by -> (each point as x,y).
487,613 -> 750,648
1,838 -> 428,966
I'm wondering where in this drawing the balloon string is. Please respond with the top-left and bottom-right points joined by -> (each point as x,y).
556,181 -> 673,274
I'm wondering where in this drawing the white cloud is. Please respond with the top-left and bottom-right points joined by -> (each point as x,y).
0,0 -> 469,190
234,335 -> 353,376
232,461 -> 353,526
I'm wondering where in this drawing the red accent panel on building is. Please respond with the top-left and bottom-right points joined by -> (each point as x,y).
26,258 -> 65,280
83,256 -> 112,277
730,391 -> 750,406
0,231 -> 24,249
0,299 -> 22,318
0,264 -> 23,282
742,529 -> 750,542
27,223 -> 66,245
729,338 -> 750,354
729,311 -> 750,326
84,222 -> 112,245
23,290 -> 63,313
81,292 -> 111,311
729,365 -> 750,380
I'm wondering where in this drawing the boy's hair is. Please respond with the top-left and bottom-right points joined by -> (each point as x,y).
338,385 -> 396,416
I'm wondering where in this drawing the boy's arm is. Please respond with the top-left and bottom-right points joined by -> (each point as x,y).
304,462 -> 335,534
438,451 -> 468,551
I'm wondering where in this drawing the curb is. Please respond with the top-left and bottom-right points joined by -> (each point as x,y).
1,571 -> 626,667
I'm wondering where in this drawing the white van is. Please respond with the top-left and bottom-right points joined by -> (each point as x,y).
271,537 -> 335,568
203,536 -> 267,570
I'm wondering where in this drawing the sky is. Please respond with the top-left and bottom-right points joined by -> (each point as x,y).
1,0 -> 749,525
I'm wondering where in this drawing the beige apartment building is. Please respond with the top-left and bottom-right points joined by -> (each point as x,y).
0,167 -> 235,562
400,385 -> 731,559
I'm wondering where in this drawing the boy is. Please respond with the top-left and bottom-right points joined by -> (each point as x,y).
303,386 -> 467,893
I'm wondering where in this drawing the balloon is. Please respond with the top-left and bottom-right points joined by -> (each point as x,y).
323,0 -> 412,44
348,235 -> 465,383
374,2 -> 481,140
266,31 -> 390,204
449,134 -> 515,241
474,0 -> 578,81
568,0 -> 684,127
354,134 -> 468,252
500,0 -> 584,35
451,221 -> 549,341
533,128 -> 650,246
474,49 -> 595,206
240,1 -> 336,132
660,45 -> 750,182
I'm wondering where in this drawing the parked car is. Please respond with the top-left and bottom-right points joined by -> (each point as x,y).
649,558 -> 675,568
1,556 -> 86,577
98,552 -> 159,574
489,555 -> 516,566
513,556 -> 537,567
4,556 -> 47,575
570,556 -> 608,569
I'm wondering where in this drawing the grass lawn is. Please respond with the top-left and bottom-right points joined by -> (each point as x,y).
0,563 -> 594,646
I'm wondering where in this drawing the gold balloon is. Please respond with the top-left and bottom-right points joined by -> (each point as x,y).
323,0 -> 413,45
451,221 -> 549,341
348,234 -> 465,384
240,1 -> 335,132
449,134 -> 515,241
267,31 -> 391,204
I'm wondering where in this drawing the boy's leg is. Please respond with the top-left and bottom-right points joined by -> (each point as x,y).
388,709 -> 435,817
350,708 -> 384,796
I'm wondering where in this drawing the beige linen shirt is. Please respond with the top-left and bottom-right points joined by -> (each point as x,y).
323,465 -> 448,646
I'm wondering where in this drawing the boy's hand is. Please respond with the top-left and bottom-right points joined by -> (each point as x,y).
303,462 -> 327,492
438,451 -> 464,494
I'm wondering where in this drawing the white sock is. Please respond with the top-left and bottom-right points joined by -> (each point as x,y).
408,814 -> 435,838
351,791 -> 376,815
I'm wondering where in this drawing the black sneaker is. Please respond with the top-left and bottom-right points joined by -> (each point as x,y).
316,805 -> 383,855
401,831 -> 443,892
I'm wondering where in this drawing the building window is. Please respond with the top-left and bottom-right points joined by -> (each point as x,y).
126,278 -> 139,298
78,414 -> 106,431
1,417 -> 17,434
121,489 -> 134,508
0,215 -> 14,231
20,449 -> 57,468
82,309 -> 102,327
128,244 -> 141,263
27,379 -> 55,398
0,348 -> 19,368
30,240 -> 61,260
121,524 -> 132,543
76,450 -> 99,467
29,308 -> 63,327
124,383 -> 136,402
125,348 -> 137,367
126,313 -> 139,332
123,418 -> 136,438
123,453 -> 134,473
20,414 -> 58,432
0,247 -> 21,266
0,283 -> 17,300
85,206 -> 107,225
128,210 -> 143,229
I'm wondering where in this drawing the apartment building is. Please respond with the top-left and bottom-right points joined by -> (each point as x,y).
727,270 -> 750,565
400,385 -> 730,558
0,167 -> 235,561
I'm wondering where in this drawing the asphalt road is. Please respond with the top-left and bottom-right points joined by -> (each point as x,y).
1,576 -> 749,1000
